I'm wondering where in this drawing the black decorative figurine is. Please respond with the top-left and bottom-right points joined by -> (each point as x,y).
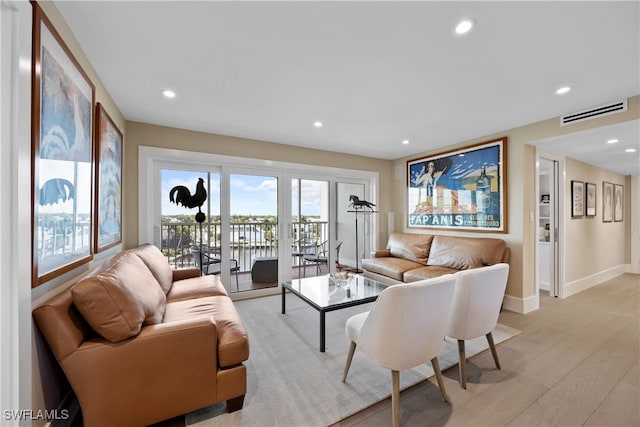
169,177 -> 208,273
348,195 -> 376,211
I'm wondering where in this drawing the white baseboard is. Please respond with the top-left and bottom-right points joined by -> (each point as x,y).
563,264 -> 629,298
503,294 -> 539,314
504,265 -> 634,315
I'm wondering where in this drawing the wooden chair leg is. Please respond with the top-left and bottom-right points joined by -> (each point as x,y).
342,341 -> 357,382
391,370 -> 400,427
431,357 -> 450,402
457,339 -> 467,389
486,332 -> 501,370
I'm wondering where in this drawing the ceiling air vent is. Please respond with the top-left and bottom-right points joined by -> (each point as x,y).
560,99 -> 627,126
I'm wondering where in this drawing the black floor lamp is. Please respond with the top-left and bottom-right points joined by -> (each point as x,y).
347,195 -> 377,273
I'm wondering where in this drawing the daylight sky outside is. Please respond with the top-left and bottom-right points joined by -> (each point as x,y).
161,169 -> 323,217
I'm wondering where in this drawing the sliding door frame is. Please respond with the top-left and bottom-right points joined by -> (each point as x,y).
139,146 -> 378,299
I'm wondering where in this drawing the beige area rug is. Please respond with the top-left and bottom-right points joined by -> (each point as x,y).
187,293 -> 520,427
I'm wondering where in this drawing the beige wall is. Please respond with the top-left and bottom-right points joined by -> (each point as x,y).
124,121 -> 393,250
392,96 -> 639,302
564,159 -> 628,283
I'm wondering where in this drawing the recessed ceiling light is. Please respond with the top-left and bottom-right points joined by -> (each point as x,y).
162,89 -> 176,98
625,148 -> 637,153
555,86 -> 571,95
402,140 -> 410,145
313,121 -> 323,128
607,139 -> 619,144
455,18 -> 476,35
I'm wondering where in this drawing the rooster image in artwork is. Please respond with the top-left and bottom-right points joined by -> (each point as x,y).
169,177 -> 208,223
40,178 -> 75,206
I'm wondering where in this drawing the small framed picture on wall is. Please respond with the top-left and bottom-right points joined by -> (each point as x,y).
585,182 -> 596,217
614,184 -> 624,222
603,181 -> 613,222
571,180 -> 584,218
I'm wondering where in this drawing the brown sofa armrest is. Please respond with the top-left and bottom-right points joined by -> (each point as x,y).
62,317 -> 219,426
173,268 -> 201,281
501,247 -> 511,264
373,249 -> 391,258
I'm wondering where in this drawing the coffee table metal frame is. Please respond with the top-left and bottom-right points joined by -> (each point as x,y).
281,274 -> 388,352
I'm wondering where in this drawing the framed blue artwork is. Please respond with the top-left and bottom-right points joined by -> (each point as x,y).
407,137 -> 507,232
95,103 -> 123,252
32,4 -> 95,286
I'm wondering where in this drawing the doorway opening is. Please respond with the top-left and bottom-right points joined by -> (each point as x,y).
535,150 -> 564,301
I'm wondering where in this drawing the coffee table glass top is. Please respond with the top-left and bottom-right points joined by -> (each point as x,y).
283,274 -> 388,310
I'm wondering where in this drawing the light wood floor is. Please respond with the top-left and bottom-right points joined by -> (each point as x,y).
331,273 -> 640,427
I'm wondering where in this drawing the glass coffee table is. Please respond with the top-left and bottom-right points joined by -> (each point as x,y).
281,274 -> 388,352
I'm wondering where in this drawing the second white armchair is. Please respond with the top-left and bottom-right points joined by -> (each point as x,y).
446,263 -> 510,389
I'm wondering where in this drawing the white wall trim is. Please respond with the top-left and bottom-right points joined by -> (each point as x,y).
630,176 -> 639,274
563,265 -> 629,298
0,0 -> 33,422
503,294 -> 539,314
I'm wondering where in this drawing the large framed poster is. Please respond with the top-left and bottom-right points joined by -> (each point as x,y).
32,5 -> 95,286
407,137 -> 507,232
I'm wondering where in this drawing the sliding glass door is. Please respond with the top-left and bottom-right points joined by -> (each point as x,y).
291,178 -> 329,279
230,173 -> 279,292
160,168 -> 231,286
141,146 -> 378,299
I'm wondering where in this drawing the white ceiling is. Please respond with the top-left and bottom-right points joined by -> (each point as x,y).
55,1 -> 639,175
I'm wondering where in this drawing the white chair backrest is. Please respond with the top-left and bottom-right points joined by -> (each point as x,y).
357,274 -> 457,371
446,263 -> 510,340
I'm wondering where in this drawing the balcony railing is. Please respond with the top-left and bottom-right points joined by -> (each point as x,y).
161,220 -> 328,272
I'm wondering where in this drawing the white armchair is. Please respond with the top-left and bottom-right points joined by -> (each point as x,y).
341,274 -> 457,427
446,263 -> 510,389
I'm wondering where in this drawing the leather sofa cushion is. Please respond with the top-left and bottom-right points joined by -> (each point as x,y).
166,275 -> 228,303
361,257 -> 424,281
403,266 -> 460,283
387,232 -> 433,265
71,251 -> 167,342
164,296 -> 249,368
131,243 -> 174,294
427,235 -> 507,270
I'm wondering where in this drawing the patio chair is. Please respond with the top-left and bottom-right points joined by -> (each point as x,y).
303,240 -> 329,276
190,245 -> 240,290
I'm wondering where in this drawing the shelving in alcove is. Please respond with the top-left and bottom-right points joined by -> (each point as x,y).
538,172 -> 551,243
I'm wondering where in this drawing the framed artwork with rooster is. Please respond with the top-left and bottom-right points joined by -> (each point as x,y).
95,103 -> 123,252
31,4 -> 95,286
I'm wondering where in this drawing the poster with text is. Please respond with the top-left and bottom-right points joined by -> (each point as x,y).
407,137 -> 507,232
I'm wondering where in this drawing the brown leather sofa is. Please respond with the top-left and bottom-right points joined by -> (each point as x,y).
33,244 -> 249,427
362,232 -> 510,285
